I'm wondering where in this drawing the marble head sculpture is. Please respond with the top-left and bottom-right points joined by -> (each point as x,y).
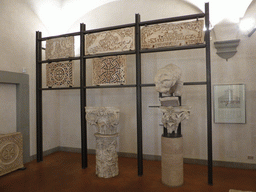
154,64 -> 183,96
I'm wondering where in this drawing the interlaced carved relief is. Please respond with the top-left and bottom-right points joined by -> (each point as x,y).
46,62 -> 74,88
45,36 -> 74,60
93,56 -> 127,85
141,20 -> 204,49
0,132 -> 24,176
85,27 -> 135,55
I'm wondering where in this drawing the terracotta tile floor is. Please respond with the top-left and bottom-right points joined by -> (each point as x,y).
0,152 -> 255,192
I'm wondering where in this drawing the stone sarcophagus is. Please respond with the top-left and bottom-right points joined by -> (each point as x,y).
85,107 -> 120,178
0,132 -> 24,176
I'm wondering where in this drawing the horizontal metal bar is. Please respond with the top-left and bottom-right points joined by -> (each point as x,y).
39,57 -> 80,64
140,44 -> 206,54
140,13 -> 205,26
184,81 -> 207,85
84,23 -> 135,34
41,87 -> 81,91
84,50 -> 136,59
86,84 -> 136,89
39,32 -> 80,41
41,82 -> 207,91
141,81 -> 207,87
141,84 -> 155,87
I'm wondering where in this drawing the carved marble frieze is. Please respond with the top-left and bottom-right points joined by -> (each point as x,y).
46,61 -> 74,88
0,132 -> 24,176
93,55 -> 127,85
45,36 -> 74,60
95,133 -> 119,178
85,27 -> 135,55
141,20 -> 204,49
160,106 -> 191,134
85,107 -> 120,134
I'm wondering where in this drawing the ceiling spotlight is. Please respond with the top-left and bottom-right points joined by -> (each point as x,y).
239,18 -> 255,34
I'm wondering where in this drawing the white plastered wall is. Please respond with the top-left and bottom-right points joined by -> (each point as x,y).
0,0 -> 255,165
60,0 -> 256,165
0,0 -> 60,155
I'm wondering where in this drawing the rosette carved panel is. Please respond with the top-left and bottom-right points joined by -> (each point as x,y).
46,62 -> 74,88
0,132 -> 24,176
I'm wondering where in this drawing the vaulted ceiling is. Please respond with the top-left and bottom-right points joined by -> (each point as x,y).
23,0 -> 255,34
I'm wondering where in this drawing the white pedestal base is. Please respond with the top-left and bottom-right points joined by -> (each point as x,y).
161,136 -> 183,187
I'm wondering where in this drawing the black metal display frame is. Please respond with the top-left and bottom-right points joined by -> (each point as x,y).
36,3 -> 212,185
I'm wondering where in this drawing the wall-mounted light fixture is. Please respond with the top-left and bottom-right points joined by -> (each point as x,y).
214,39 -> 240,61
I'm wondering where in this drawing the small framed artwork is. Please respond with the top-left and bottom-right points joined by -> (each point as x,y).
213,84 -> 246,124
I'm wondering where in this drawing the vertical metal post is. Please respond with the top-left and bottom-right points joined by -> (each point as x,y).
36,31 -> 43,162
135,14 -> 143,176
177,96 -> 182,136
80,23 -> 88,168
205,2 -> 213,185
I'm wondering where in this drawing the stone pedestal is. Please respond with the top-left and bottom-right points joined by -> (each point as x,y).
161,136 -> 183,187
95,133 -> 119,178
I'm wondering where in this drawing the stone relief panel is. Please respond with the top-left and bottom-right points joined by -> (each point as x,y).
46,61 -> 74,88
160,106 -> 191,134
85,27 -> 135,55
85,107 -> 120,134
95,133 -> 119,178
141,20 -> 204,49
0,132 -> 24,176
93,55 -> 127,85
45,36 -> 74,60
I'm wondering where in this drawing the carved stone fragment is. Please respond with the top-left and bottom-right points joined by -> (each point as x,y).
45,36 -> 74,60
85,27 -> 135,55
0,132 -> 24,176
46,61 -> 74,88
141,20 -> 204,49
93,55 -> 127,85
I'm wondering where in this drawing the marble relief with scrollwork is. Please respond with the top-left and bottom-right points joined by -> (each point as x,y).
0,132 -> 24,176
141,20 -> 204,49
46,62 -> 74,88
45,36 -> 74,60
85,27 -> 135,55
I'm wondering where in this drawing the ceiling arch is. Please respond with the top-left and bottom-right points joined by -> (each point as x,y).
23,0 -> 254,35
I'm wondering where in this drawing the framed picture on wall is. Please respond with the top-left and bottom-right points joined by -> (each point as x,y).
213,84 -> 246,124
